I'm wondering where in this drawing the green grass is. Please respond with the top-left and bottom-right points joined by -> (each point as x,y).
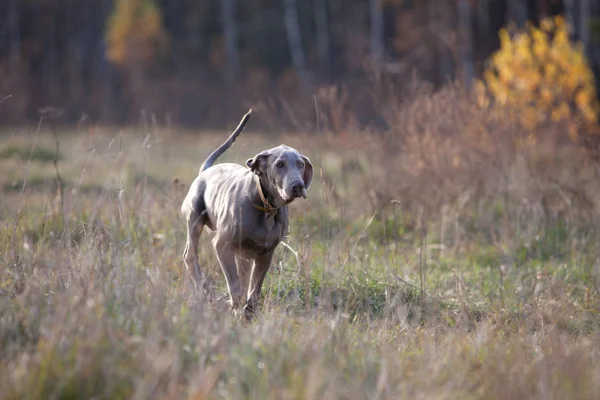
0,144 -> 60,163
1,122 -> 600,399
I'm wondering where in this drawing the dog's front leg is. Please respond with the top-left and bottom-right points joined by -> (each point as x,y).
244,252 -> 274,320
236,256 -> 252,298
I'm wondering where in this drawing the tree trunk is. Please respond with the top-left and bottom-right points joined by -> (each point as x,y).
535,0 -> 550,18
428,0 -> 453,85
163,0 -> 186,72
458,0 -> 474,88
45,2 -> 59,102
507,0 -> 527,27
221,0 -> 239,86
476,0 -> 490,50
580,0 -> 590,56
315,0 -> 331,80
65,1 -> 83,111
563,0 -> 577,41
369,0 -> 384,64
586,1 -> 600,96
282,0 -> 311,92
8,0 -> 20,77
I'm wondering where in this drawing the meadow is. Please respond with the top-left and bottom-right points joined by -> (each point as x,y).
2,83 -> 600,399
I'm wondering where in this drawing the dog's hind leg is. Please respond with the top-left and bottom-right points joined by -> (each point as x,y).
183,209 -> 207,291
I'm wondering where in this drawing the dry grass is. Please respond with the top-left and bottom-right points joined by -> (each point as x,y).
2,84 -> 600,399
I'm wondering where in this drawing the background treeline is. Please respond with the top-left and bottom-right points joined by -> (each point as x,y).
0,0 -> 598,130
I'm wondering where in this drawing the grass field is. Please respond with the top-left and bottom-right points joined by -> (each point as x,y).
2,88 -> 600,399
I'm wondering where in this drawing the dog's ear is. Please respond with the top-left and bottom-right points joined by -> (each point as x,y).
246,150 -> 270,174
301,155 -> 314,189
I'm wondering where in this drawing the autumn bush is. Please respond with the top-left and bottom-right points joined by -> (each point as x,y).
342,78 -> 600,268
475,16 -> 600,144
106,0 -> 169,68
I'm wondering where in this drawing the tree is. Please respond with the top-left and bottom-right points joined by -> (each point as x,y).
458,0 -> 474,87
579,0 -> 590,56
282,0 -> 311,91
8,0 -> 20,78
315,0 -> 331,80
476,0 -> 491,52
476,16 -> 599,140
370,0 -> 384,64
428,0 -> 453,84
507,0 -> 528,27
563,0 -> 576,40
221,0 -> 240,86
106,0 -> 169,68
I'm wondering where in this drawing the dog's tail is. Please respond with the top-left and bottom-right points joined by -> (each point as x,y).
199,109 -> 252,173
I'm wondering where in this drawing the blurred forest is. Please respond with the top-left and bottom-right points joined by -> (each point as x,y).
0,0 -> 599,131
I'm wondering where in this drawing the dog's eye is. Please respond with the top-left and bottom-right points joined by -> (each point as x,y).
297,162 -> 305,169
276,161 -> 285,168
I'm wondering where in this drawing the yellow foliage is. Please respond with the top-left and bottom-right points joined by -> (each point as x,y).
106,0 -> 169,67
476,15 -> 600,140
554,15 -> 566,30
540,18 -> 554,32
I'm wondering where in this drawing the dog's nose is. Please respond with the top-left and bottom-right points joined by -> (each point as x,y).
291,182 -> 305,197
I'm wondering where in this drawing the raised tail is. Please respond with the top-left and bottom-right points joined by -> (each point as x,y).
199,109 -> 252,173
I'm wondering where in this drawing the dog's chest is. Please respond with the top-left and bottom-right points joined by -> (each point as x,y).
248,218 -> 284,245
234,211 -> 288,256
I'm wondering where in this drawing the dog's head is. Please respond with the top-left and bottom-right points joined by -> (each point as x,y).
246,145 -> 313,203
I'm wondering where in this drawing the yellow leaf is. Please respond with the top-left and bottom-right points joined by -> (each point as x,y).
581,106 -> 598,123
540,17 -> 554,32
554,15 -> 566,31
575,90 -> 591,110
544,64 -> 557,81
540,88 -> 553,105
552,29 -> 569,48
551,103 -> 570,122
568,123 -> 579,142
499,28 -> 512,52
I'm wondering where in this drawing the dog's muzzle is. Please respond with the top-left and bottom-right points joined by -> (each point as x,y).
291,182 -> 307,199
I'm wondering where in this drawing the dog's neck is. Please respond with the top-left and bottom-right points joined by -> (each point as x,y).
253,174 -> 286,215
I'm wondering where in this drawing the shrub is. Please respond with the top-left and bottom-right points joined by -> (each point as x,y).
475,16 -> 600,142
105,0 -> 169,67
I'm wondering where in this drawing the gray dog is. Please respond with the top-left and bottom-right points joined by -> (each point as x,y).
180,109 -> 313,319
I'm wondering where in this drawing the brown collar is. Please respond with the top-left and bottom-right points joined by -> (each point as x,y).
253,175 -> 279,217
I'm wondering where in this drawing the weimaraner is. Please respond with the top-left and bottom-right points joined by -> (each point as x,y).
180,109 -> 313,319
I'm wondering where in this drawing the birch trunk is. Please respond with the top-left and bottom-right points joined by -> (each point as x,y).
283,0 -> 311,91
580,0 -> 590,56
563,0 -> 577,41
369,0 -> 384,64
221,0 -> 240,86
428,0 -> 452,84
8,0 -> 20,76
507,0 -> 527,27
476,0 -> 490,45
458,0 -> 474,87
315,0 -> 331,79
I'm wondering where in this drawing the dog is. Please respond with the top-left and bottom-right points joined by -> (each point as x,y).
180,109 -> 313,319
